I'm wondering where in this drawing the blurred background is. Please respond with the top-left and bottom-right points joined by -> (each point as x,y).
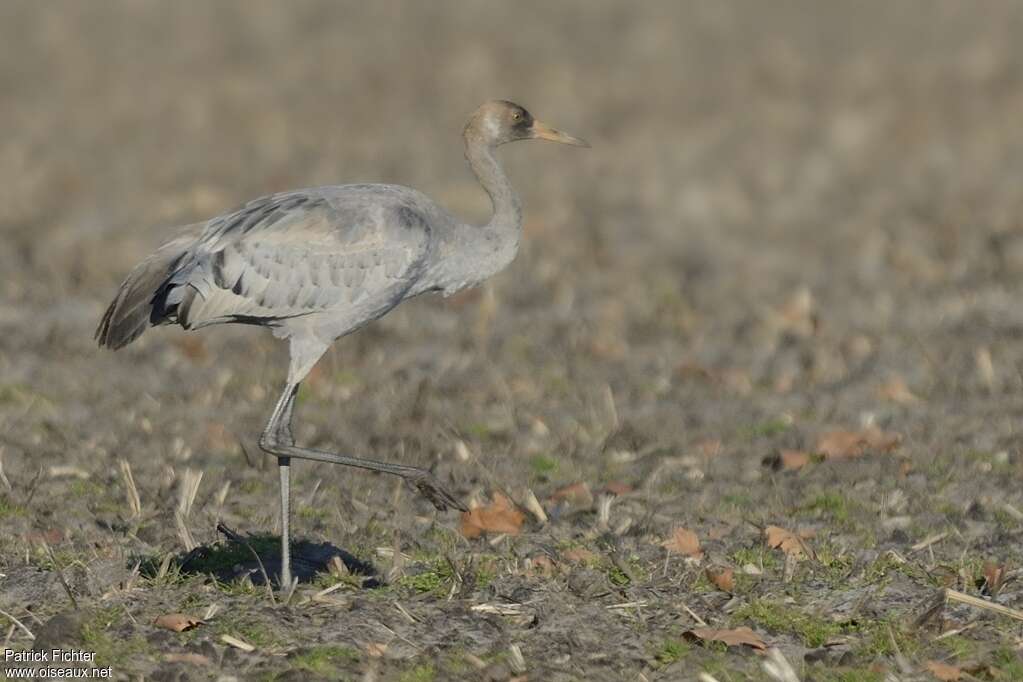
3,1 -> 1023,676
4,0 -> 1023,464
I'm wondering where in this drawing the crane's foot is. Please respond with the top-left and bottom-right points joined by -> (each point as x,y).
403,470 -> 467,512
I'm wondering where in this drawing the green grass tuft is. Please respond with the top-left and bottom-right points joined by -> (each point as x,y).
291,645 -> 360,675
732,599 -> 842,648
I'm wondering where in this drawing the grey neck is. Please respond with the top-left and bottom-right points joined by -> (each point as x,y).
421,137 -> 524,298
465,140 -> 522,236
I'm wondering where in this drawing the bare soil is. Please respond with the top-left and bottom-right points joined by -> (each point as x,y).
2,2 -> 1023,680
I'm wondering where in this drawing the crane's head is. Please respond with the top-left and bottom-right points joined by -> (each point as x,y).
466,100 -> 589,149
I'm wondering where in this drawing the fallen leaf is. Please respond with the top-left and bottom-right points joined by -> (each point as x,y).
153,613 -> 204,633
763,449 -> 811,471
695,438 -> 722,459
779,449 -> 811,470
661,528 -> 704,558
25,528 -> 65,545
706,566 -> 735,592
683,626 -> 767,652
364,642 -> 389,658
460,492 -> 525,538
925,661 -> 962,681
982,562 -> 1007,596
765,525 -> 811,559
602,481 -> 634,496
562,548 -> 597,563
878,376 -> 920,404
549,482 -> 594,509
816,427 -> 901,459
527,555 -> 555,576
204,422 -> 235,452
172,336 -> 207,362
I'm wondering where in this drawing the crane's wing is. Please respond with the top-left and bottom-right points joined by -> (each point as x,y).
160,190 -> 432,330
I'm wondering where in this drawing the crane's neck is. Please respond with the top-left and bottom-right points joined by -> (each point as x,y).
419,138 -> 524,299
466,140 -> 522,238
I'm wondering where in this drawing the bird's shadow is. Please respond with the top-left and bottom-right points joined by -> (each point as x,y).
141,523 -> 380,588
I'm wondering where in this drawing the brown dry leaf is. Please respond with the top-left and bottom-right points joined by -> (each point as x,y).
154,613 -> 203,632
878,376 -> 920,404
982,561 -> 1007,595
762,449 -> 811,472
925,661 -> 962,681
695,438 -> 722,459
705,566 -> 735,592
549,481 -> 594,510
765,525 -> 811,558
528,554 -> 555,576
683,626 -> 767,652
204,422 -> 235,452
661,528 -> 704,558
364,642 -> 389,658
25,528 -> 65,545
603,481 -> 634,496
460,492 -> 525,539
816,427 -> 901,460
562,548 -> 597,563
779,449 -> 811,470
172,336 -> 207,362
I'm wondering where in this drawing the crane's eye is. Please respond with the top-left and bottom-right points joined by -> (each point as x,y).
512,112 -> 521,121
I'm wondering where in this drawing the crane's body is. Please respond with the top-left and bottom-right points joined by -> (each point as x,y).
96,100 -> 587,588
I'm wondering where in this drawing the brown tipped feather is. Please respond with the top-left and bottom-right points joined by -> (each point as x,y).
95,230 -> 198,350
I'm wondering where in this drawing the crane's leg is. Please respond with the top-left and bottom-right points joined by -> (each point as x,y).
260,382 -> 299,588
257,337 -> 465,588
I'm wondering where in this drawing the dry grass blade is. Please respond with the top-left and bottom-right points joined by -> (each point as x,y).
220,634 -> 255,651
177,467 -> 203,517
944,588 -> 1023,622
523,488 -> 548,524
910,531 -> 948,553
508,643 -> 526,675
471,603 -> 525,616
174,468 -> 203,551
761,648 -> 799,682
0,608 -> 35,641
607,600 -> 648,610
119,458 -> 142,518
0,446 -> 11,491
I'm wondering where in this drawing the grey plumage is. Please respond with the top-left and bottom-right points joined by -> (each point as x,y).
96,100 -> 587,588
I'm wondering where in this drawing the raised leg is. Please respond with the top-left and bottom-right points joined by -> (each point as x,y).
256,338 -> 466,588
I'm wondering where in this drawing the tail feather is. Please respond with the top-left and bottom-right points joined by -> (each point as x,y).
95,229 -> 199,350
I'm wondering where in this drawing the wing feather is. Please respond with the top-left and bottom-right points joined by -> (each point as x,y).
170,190 -> 431,329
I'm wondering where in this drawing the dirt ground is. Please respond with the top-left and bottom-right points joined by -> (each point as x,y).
3,1 -> 1023,680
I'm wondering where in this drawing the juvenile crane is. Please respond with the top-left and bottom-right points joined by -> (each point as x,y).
96,100 -> 588,587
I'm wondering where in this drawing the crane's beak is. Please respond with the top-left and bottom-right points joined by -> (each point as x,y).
531,120 -> 590,147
